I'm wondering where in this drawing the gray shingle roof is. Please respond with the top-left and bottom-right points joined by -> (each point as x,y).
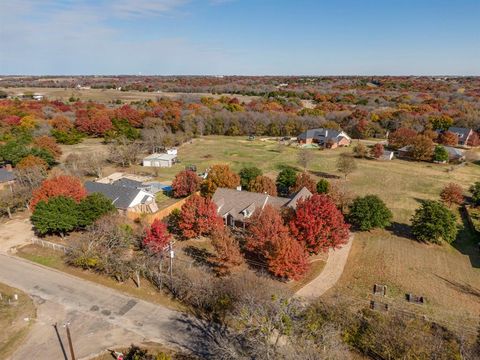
298,128 -> 350,143
448,127 -> 472,142
212,187 -> 312,223
85,181 -> 142,209
0,168 -> 16,183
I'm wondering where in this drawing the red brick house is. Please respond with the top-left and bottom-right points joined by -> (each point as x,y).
297,128 -> 351,149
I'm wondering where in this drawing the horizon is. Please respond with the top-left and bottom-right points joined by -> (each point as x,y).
1,0 -> 479,76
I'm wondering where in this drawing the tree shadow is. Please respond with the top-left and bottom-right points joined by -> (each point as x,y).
309,170 -> 340,179
183,245 -> 217,269
387,222 -> 414,240
451,208 -> 480,268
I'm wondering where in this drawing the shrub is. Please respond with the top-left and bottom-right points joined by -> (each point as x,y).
77,193 -> 116,227
433,145 -> 449,163
348,195 -> 392,231
470,181 -> 480,206
316,179 -> 330,194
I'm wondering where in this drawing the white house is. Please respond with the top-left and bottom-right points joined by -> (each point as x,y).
142,153 -> 177,168
166,148 -> 178,155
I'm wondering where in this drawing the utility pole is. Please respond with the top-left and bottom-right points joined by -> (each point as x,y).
64,322 -> 76,360
169,241 -> 174,289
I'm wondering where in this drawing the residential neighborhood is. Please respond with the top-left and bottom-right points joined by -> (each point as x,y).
1,1 -> 479,359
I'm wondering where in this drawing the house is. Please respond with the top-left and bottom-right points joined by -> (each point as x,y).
0,167 -> 16,190
380,150 -> 394,161
143,153 -> 177,168
166,148 -> 178,155
85,181 -> 158,215
444,146 -> 465,162
297,128 -> 351,148
447,127 -> 474,146
397,145 -> 465,163
212,187 -> 312,227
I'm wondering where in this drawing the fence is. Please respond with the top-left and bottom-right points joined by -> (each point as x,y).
31,237 -> 70,253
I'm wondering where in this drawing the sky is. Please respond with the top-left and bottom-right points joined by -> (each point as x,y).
0,0 -> 479,75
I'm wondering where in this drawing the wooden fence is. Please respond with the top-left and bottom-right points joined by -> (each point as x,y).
31,237 -> 70,253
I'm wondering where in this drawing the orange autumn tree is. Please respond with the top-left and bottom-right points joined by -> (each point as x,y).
247,205 -> 309,280
201,164 -> 240,197
211,227 -> 243,274
248,175 -> 277,196
291,172 -> 317,194
33,136 -> 62,159
17,155 -> 48,170
30,175 -> 87,210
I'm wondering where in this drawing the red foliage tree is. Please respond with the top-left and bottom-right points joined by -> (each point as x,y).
33,136 -> 62,159
114,104 -> 144,127
211,227 -> 243,274
266,235 -> 309,281
440,183 -> 464,207
388,128 -> 417,149
30,175 -> 87,210
3,115 -> 21,126
372,143 -> 384,159
172,170 -> 201,198
143,219 -> 172,254
291,172 -> 317,193
290,194 -> 349,254
248,175 -> 277,196
75,108 -> 112,136
246,205 -> 290,254
178,194 -> 222,238
439,131 -> 458,146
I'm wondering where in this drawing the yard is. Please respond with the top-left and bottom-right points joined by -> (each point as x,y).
0,283 -> 36,359
58,135 -> 480,332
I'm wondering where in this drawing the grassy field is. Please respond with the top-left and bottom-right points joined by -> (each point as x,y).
0,86 -> 257,104
0,283 -> 36,359
159,136 -> 480,331
59,136 -> 480,332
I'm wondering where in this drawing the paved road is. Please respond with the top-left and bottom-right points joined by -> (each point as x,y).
0,254 -> 192,359
296,235 -> 354,299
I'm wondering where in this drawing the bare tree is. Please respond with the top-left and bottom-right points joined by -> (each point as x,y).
336,153 -> 357,179
108,137 -> 143,167
297,148 -> 313,170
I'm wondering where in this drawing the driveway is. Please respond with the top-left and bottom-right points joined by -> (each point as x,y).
296,235 -> 354,299
0,255 -> 193,359
0,215 -> 34,253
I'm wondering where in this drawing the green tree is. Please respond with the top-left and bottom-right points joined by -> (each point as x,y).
276,167 -> 297,196
411,200 -> 457,244
470,182 -> 480,206
316,179 -> 330,194
31,196 -> 79,236
77,193 -> 116,227
348,195 -> 392,231
433,145 -> 449,163
239,166 -> 262,190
